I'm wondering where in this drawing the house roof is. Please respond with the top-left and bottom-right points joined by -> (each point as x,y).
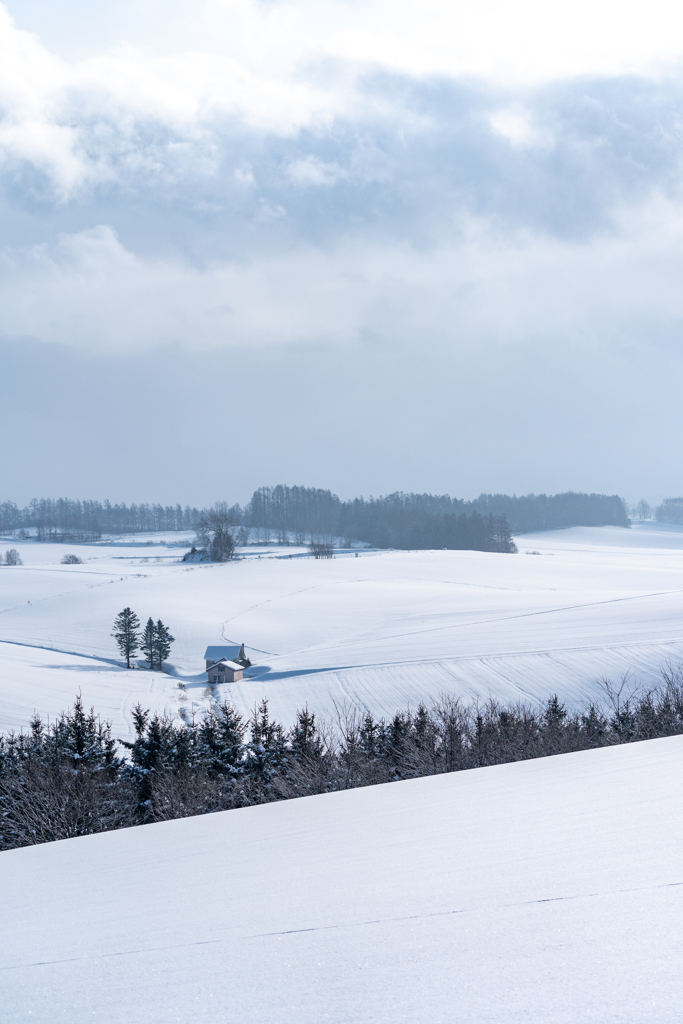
207,659 -> 243,672
204,645 -> 241,662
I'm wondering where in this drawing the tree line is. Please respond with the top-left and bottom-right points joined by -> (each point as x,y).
0,487 -> 630,549
112,608 -> 175,670
655,498 -> 683,525
243,486 -> 628,548
2,668 -> 683,850
0,498 -> 208,540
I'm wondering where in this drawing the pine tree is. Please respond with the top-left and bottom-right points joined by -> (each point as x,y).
290,707 -> 322,760
247,699 -> 287,779
153,620 -> 175,671
111,607 -> 141,668
197,702 -> 246,775
359,712 -> 381,758
140,617 -> 156,669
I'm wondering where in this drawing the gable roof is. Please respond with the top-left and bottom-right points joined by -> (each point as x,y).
204,645 -> 241,663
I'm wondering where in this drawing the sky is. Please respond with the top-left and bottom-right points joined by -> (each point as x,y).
3,0 -> 683,507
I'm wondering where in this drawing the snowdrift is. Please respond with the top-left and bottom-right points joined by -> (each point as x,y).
2,735 -> 683,1022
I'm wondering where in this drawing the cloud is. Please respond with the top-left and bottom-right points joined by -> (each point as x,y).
3,198 -> 683,354
3,1 -> 683,361
286,156 -> 347,187
4,0 -> 683,198
10,0 -> 683,83
5,1 -> 683,498
488,108 -> 552,149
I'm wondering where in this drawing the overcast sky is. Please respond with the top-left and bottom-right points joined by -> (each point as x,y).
3,0 -> 683,507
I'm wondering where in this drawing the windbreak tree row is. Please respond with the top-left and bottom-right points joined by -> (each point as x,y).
3,669 -> 683,850
0,487 -> 629,546
655,498 -> 683,524
0,499 -> 210,539
244,485 -> 629,547
246,486 -> 518,550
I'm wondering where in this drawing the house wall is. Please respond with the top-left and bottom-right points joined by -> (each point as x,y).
208,667 -> 243,683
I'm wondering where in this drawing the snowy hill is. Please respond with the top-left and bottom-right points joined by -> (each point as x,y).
3,735 -> 682,1022
2,523 -> 683,736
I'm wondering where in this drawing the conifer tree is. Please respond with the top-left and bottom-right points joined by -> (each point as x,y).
153,620 -> 175,671
111,607 -> 141,668
140,617 -> 156,669
290,706 -> 322,760
246,698 -> 287,780
197,702 -> 246,775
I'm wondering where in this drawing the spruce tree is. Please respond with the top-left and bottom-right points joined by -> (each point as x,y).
153,620 -> 175,671
246,699 -> 287,780
197,702 -> 246,775
111,607 -> 141,668
290,707 -> 322,760
140,617 -> 156,669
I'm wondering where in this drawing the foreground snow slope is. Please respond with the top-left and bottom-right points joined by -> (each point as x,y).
2,523 -> 683,735
3,736 -> 683,1023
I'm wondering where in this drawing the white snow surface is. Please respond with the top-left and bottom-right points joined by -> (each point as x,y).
2,523 -> 683,736
3,735 -> 683,1022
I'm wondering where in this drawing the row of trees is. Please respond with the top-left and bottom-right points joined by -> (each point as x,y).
0,499 -> 208,539
655,498 -> 683,525
1,488 -> 630,545
244,487 -> 519,551
631,497 -> 683,524
470,491 -> 630,533
240,486 -> 629,546
186,505 -> 517,558
112,609 -> 175,670
2,670 -> 683,850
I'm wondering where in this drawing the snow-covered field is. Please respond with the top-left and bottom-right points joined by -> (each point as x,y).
3,734 -> 683,1022
2,523 -> 683,737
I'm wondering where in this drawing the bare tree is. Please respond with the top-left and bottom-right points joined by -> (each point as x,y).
196,509 -> 237,562
3,549 -> 22,566
309,540 -> 333,559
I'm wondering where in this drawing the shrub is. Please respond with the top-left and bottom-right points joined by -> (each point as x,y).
61,554 -> 84,564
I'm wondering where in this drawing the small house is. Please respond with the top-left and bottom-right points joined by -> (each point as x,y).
207,659 -> 244,684
204,644 -> 251,672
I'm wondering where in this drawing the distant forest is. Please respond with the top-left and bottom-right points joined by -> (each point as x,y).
0,488 -> 629,550
655,498 -> 683,525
